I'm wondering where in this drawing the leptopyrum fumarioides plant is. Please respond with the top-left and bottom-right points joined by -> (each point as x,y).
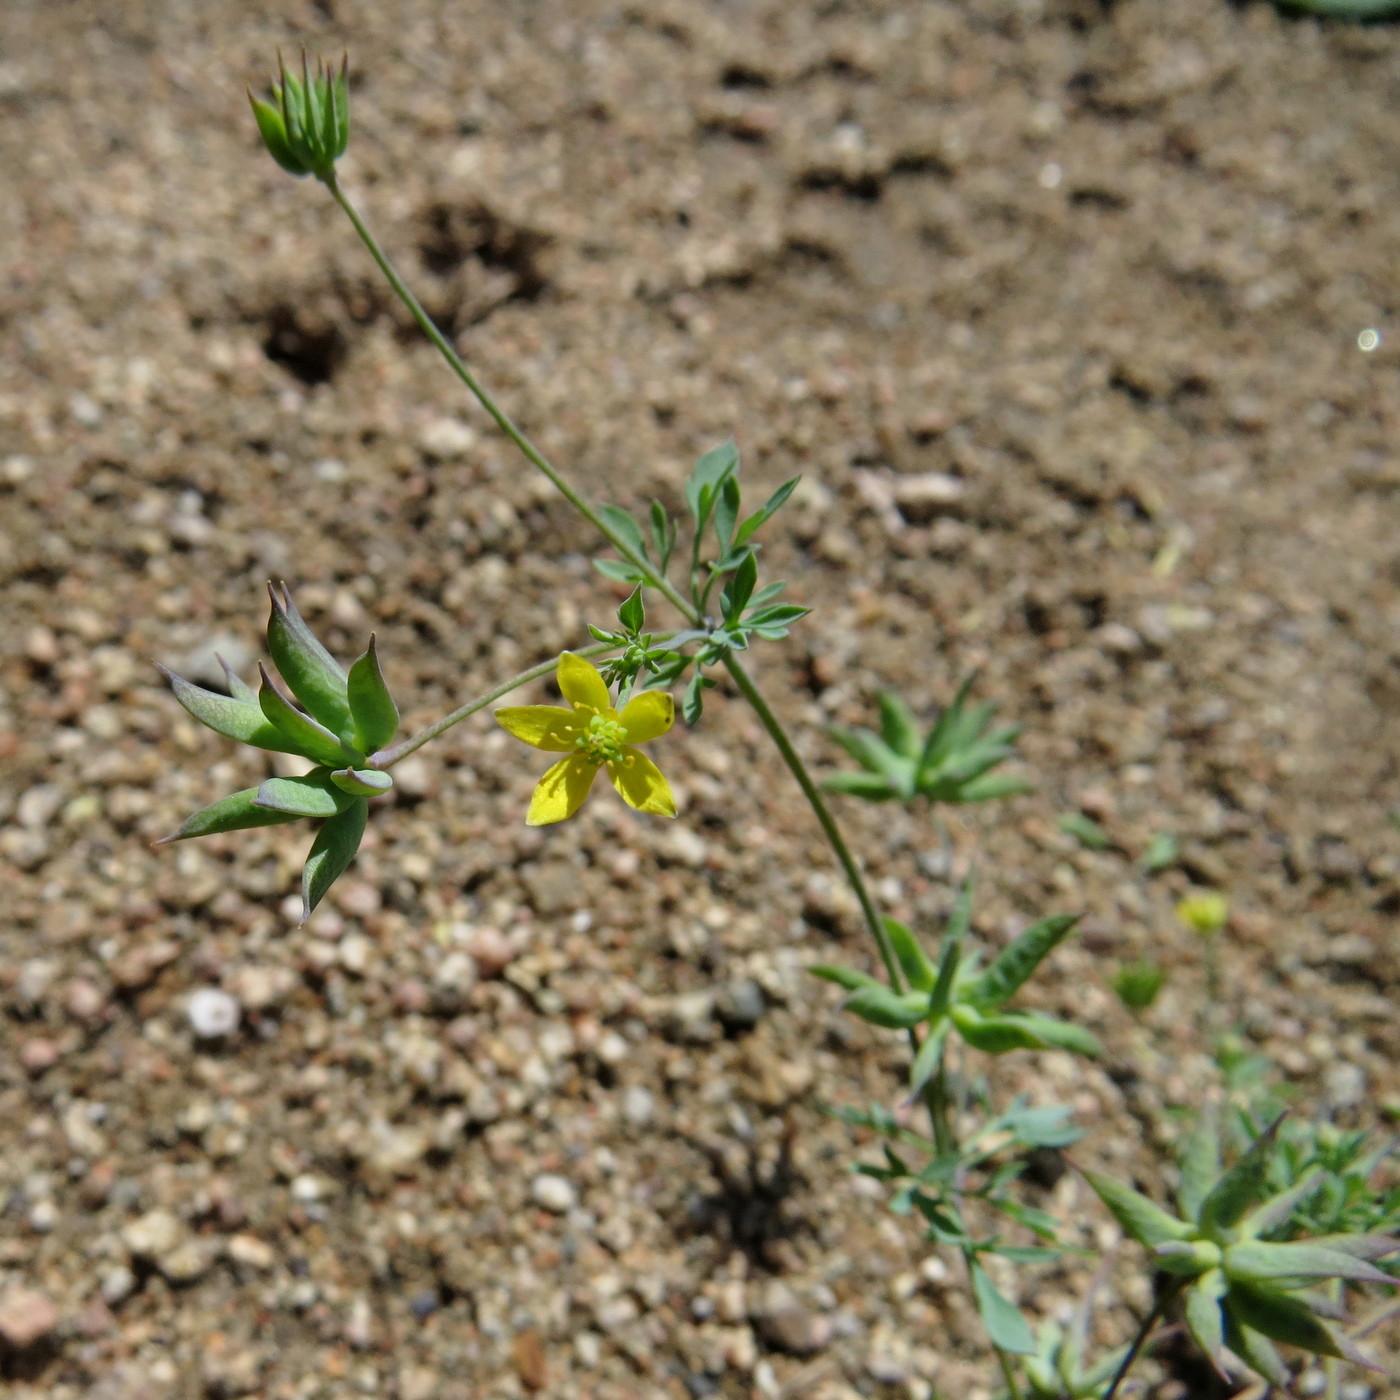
148,55 -> 1397,1398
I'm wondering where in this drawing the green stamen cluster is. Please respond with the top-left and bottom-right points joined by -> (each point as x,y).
577,714 -> 627,765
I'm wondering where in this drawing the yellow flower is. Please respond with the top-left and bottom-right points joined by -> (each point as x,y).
496,652 -> 677,826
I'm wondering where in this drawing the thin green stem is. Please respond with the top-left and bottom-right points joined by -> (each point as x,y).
368,639 -> 619,769
995,1344 -> 1024,1400
722,653 -> 902,991
325,175 -> 698,627
326,174 -> 897,998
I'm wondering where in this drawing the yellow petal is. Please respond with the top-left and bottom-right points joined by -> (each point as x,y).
608,748 -> 677,818
618,690 -> 674,744
557,651 -> 612,715
527,754 -> 599,825
496,705 -> 582,752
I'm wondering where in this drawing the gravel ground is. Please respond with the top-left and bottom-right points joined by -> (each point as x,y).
2,1 -> 1399,1397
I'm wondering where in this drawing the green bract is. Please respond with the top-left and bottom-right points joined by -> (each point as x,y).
248,51 -> 350,182
1083,1112 -> 1396,1384
824,678 -> 1032,806
156,582 -> 398,922
812,876 -> 1097,1094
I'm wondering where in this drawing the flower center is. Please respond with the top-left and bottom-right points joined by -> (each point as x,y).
576,713 -> 627,765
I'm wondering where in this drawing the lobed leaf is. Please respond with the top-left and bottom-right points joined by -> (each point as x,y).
159,663 -> 296,753
884,917 -> 934,993
300,797 -> 368,923
966,914 -> 1080,1011
266,582 -> 352,735
969,1260 -> 1037,1356
258,665 -> 359,767
346,636 -> 399,754
254,772 -> 354,818
844,985 -> 931,1030
154,786 -> 303,845
684,440 -> 739,527
1081,1170 -> 1193,1249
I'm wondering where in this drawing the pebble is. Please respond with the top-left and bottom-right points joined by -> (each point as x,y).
715,979 -> 767,1033
188,987 -> 242,1038
530,1173 -> 577,1213
226,1233 -> 276,1270
890,471 -> 966,523
465,926 -> 517,978
159,1239 -> 217,1284
123,1208 -> 183,1259
417,416 -> 478,459
19,1036 -> 60,1074
63,977 -> 107,1022
100,1265 -> 136,1306
1324,1061 -> 1367,1110
622,1085 -> 656,1126
0,1286 -> 59,1348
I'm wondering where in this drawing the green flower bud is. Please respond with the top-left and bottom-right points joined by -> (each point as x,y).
249,51 -> 349,182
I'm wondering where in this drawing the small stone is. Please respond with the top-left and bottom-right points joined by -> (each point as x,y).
345,1298 -> 375,1351
159,1239 -> 217,1284
63,977 -> 107,1022
19,1037 -> 60,1074
511,1327 -> 549,1391
663,991 -> 717,1044
621,1085 -> 655,1126
530,1173 -> 577,1213
123,1208 -> 183,1259
226,1234 -> 276,1271
25,625 -> 59,667
417,416 -> 478,459
0,1287 -> 59,1348
226,964 -> 294,1012
338,933 -> 373,975
891,471 -> 966,523
27,1198 -> 58,1233
187,987 -> 241,1039
715,979 -> 766,1033
79,1160 -> 116,1209
17,785 -> 64,831
15,957 -> 57,1007
100,1265 -> 137,1305
431,951 -> 478,1012
1094,622 -> 1142,656
465,927 -> 516,978
755,1306 -> 830,1356
362,1122 -> 428,1179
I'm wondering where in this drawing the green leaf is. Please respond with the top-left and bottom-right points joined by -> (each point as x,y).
967,914 -> 1080,1010
255,772 -> 355,818
884,918 -> 934,993
951,1006 -> 1100,1057
1058,812 -> 1112,851
1184,1269 -> 1228,1369
734,475 -> 800,546
809,964 -> 883,993
648,501 -> 675,570
682,671 -> 713,725
599,504 -> 649,563
945,871 -> 975,945
330,767 -> 395,797
1199,1118 -> 1283,1238
593,558 -> 649,584
218,655 -> 258,705
684,440 -> 739,525
1221,1313 -> 1289,1386
827,727 -> 911,793
259,665 -> 359,767
844,985 -> 931,1030
875,691 -> 921,759
346,636 -> 399,754
617,586 -> 646,634
721,551 -> 758,623
1081,1171 -> 1193,1249
1235,1168 -> 1326,1240
954,772 -> 1034,804
1226,1283 -> 1371,1365
154,786 -> 304,845
266,582 -> 352,736
1224,1240 -> 1394,1286
908,1021 -> 949,1097
714,474 -> 741,554
248,93 -> 308,177
969,1260 -> 1037,1356
820,771 -> 899,801
300,798 -> 368,924
159,664 -> 297,753
1178,1105 -> 1221,1223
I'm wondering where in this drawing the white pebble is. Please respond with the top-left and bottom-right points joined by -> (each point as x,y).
530,1173 -> 577,1213
187,987 -> 241,1039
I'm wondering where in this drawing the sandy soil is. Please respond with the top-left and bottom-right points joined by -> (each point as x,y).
2,1 -> 1399,1397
